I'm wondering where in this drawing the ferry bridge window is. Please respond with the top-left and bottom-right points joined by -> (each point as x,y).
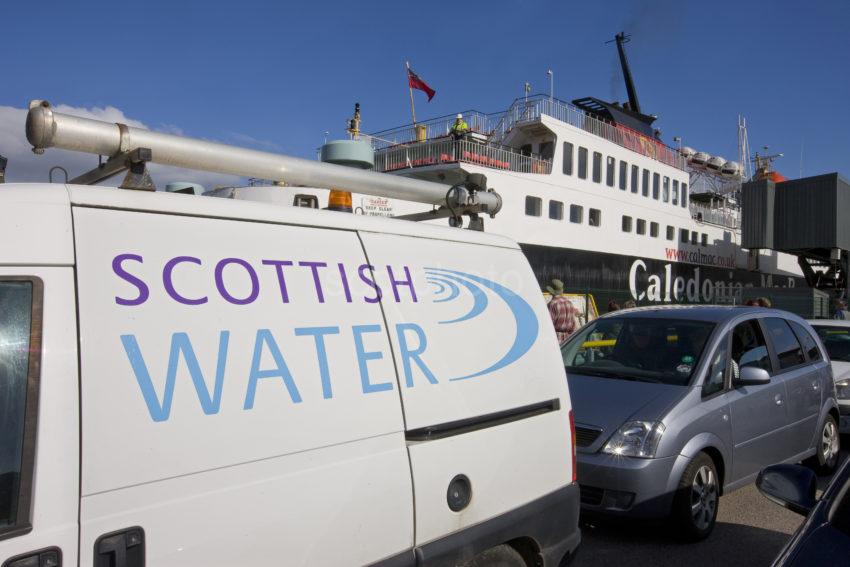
570,204 -> 584,224
691,231 -> 698,245
637,219 -> 646,235
604,155 -> 614,186
592,152 -> 602,183
589,208 -> 601,227
680,228 -> 689,243
650,222 -> 659,238
631,164 -> 639,193
578,147 -> 588,179
672,180 -> 679,205
662,176 -> 670,203
667,226 -> 675,240
681,183 -> 688,208
525,196 -> 542,217
619,160 -> 628,190
562,142 -> 574,175
642,169 -> 650,197
520,144 -> 532,156
701,233 -> 708,246
652,173 -> 660,200
539,141 -> 555,161
549,200 -> 564,220
622,215 -> 633,233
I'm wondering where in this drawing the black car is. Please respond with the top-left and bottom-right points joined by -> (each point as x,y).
757,460 -> 850,566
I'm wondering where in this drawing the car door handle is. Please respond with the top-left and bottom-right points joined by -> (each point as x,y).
775,394 -> 783,406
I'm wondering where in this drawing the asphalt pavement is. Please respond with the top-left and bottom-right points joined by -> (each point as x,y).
574,449 -> 848,567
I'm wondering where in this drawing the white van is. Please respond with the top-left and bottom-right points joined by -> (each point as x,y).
0,183 -> 580,567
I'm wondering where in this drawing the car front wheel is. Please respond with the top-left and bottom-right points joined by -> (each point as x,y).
672,452 -> 719,541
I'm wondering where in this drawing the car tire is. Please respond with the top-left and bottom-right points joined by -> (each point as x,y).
806,414 -> 840,475
459,544 -> 525,567
672,452 -> 719,541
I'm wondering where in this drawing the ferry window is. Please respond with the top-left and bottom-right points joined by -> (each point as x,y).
0,279 -> 42,538
606,157 -> 615,187
701,233 -> 708,246
672,180 -> 679,205
525,196 -> 542,217
662,176 -> 670,203
637,219 -> 646,235
631,165 -> 639,193
592,152 -> 602,183
650,222 -> 659,237
622,215 -> 633,233
549,200 -> 564,220
681,183 -> 688,208
539,141 -> 555,161
619,160 -> 628,190
680,228 -> 689,243
520,144 -> 532,156
652,173 -> 660,200
691,231 -> 698,245
569,205 -> 583,223
667,226 -> 675,240
562,142 -> 574,175
642,169 -> 650,197
578,147 -> 588,179
589,208 -> 601,227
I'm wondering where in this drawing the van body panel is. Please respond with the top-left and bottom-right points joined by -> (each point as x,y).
72,207 -> 414,563
357,232 -> 573,545
0,267 -> 79,565
0,185 -> 73,266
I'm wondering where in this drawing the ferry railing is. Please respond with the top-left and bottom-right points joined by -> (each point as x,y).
374,138 -> 552,175
690,202 -> 740,229
370,111 -> 497,150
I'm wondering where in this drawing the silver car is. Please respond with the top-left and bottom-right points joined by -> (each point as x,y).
563,306 -> 840,540
807,319 -> 850,433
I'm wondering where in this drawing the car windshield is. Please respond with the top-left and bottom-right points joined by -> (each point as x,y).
561,316 -> 716,386
812,325 -> 850,362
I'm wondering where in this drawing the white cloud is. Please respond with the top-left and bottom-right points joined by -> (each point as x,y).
0,103 -> 244,190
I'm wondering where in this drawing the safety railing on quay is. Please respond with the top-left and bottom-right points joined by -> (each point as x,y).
373,138 -> 552,175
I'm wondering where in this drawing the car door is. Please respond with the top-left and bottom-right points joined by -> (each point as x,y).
727,317 -> 789,483
763,317 -> 821,458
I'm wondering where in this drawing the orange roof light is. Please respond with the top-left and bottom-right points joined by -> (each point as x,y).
327,190 -> 353,213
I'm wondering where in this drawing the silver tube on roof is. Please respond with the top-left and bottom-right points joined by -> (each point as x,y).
25,100 -> 501,213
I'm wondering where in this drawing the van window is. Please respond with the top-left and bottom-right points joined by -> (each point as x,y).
589,208 -> 601,227
569,204 -> 583,224
642,169 -> 650,197
562,142 -> 574,175
630,164 -> 639,193
619,160 -> 627,190
731,319 -> 772,375
790,321 -> 822,362
764,318 -> 806,370
578,147 -> 588,179
0,279 -> 40,537
703,334 -> 729,397
525,196 -> 542,217
652,173 -> 660,199
592,152 -> 602,183
606,157 -> 615,187
549,200 -> 564,220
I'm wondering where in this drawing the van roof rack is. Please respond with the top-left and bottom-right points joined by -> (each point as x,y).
25,100 -> 502,229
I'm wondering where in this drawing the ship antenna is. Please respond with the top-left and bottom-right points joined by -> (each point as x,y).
607,32 -> 641,114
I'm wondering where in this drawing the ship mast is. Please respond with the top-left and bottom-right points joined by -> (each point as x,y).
613,32 -> 641,114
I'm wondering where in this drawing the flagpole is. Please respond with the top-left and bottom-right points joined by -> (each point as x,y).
405,60 -> 417,126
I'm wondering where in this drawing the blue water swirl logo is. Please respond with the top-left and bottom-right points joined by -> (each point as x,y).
425,268 -> 538,380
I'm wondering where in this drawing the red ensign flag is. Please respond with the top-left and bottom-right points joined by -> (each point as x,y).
407,68 -> 436,101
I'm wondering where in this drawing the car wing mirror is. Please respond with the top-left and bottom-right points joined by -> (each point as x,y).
735,366 -> 771,386
756,464 -> 817,516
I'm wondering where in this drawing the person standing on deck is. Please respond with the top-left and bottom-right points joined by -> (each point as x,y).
450,113 -> 469,140
546,279 -> 580,345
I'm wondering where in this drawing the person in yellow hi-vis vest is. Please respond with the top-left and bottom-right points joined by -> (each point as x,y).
450,113 -> 469,140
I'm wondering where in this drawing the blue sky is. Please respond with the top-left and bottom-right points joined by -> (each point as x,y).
2,0 -> 849,182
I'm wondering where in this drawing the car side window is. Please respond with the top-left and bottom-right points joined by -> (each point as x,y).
731,319 -> 772,376
764,317 -> 806,370
789,321 -> 822,362
702,334 -> 729,397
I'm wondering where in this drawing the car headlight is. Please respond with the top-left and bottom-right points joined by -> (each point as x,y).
602,421 -> 666,458
836,379 -> 850,400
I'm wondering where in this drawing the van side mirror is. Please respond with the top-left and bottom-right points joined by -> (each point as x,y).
756,464 -> 817,516
735,366 -> 770,386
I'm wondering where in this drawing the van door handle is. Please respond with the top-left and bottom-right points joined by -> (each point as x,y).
2,547 -> 61,567
94,527 -> 145,567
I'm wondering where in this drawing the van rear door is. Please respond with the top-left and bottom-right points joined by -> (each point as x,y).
359,232 -> 573,547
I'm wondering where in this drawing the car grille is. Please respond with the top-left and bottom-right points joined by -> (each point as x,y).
575,426 -> 603,447
580,485 -> 604,506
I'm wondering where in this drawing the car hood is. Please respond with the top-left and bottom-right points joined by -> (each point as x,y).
832,361 -> 850,381
567,373 -> 688,453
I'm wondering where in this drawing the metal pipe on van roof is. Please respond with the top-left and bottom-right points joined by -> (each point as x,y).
25,100 -> 501,214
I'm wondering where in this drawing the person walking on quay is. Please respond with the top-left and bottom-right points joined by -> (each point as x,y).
835,299 -> 850,320
546,279 -> 580,345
